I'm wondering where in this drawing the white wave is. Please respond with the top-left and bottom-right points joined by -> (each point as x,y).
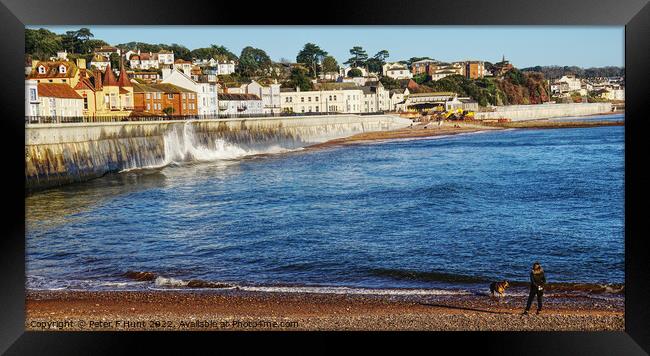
238,285 -> 471,296
162,121 -> 293,164
154,276 -> 189,287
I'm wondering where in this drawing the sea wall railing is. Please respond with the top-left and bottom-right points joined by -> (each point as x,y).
25,111 -> 389,124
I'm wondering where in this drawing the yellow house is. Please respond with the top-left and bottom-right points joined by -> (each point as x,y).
28,60 -> 80,88
28,58 -> 133,119
74,60 -> 134,119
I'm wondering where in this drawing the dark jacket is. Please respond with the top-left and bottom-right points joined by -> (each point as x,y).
530,269 -> 546,289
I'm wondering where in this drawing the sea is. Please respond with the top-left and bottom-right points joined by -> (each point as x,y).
26,114 -> 625,299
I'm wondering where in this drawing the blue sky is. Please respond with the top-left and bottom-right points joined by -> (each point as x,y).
30,26 -> 624,68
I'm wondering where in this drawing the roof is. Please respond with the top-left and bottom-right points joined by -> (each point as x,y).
116,60 -> 132,87
91,54 -> 109,62
218,93 -> 261,101
28,61 -> 77,79
313,82 -> 358,90
37,83 -> 82,99
409,92 -> 456,97
95,46 -> 119,53
153,83 -> 194,93
175,59 -> 192,64
132,82 -> 164,93
74,77 -> 96,91
102,64 -> 119,86
387,66 -> 408,71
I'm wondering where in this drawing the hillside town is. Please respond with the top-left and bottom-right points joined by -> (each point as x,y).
24,30 -> 625,123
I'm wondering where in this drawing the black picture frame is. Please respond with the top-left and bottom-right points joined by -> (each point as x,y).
1,0 -> 648,354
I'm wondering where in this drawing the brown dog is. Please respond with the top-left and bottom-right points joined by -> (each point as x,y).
489,281 -> 510,297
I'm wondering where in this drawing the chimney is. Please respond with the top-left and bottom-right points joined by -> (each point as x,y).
76,58 -> 87,69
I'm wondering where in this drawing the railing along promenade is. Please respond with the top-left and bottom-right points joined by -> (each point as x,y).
25,111 -> 389,125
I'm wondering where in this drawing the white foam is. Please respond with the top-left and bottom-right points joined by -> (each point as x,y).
154,276 -> 189,287
238,285 -> 471,296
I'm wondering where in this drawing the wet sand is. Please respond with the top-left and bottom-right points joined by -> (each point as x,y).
26,290 -> 623,331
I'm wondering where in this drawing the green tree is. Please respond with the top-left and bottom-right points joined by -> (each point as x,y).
366,49 -> 389,74
109,52 -> 121,70
344,46 -> 368,68
238,46 -> 272,78
81,39 -> 108,54
25,28 -> 62,59
160,44 -> 191,60
296,43 -> 328,78
283,67 -> 313,91
321,56 -> 339,73
190,45 -> 238,61
60,28 -> 94,54
402,56 -> 434,67
347,68 -> 363,77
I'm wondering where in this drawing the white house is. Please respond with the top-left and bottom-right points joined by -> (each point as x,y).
382,63 -> 413,80
360,82 -> 391,113
598,87 -> 625,101
238,80 -> 282,114
157,50 -> 175,66
129,52 -> 160,70
217,93 -> 263,116
389,88 -> 410,112
94,46 -> 121,58
90,54 -> 110,71
173,60 -> 193,76
385,67 -> 412,80
25,79 -> 40,117
217,60 -> 236,75
193,58 -> 218,67
279,84 -> 389,114
280,87 -> 344,114
555,75 -> 582,93
162,68 -> 218,117
37,83 -> 84,117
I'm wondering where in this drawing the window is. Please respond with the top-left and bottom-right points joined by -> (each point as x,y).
308,97 -> 311,102
146,103 -> 150,111
315,106 -> 319,112
301,97 -> 304,102
156,93 -> 161,99
38,66 -> 46,74
29,88 -> 37,101
315,97 -> 318,102
333,95 -> 337,100
146,93 -> 151,99
182,93 -> 186,99
168,94 -> 173,99
59,65 -> 66,74
83,97 -> 88,110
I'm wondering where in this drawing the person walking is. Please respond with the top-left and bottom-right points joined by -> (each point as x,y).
523,262 -> 546,315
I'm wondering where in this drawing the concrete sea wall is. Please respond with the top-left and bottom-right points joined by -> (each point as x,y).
475,103 -> 614,121
25,114 -> 412,191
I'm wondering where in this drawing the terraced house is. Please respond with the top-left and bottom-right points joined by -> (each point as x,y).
132,82 -> 198,116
